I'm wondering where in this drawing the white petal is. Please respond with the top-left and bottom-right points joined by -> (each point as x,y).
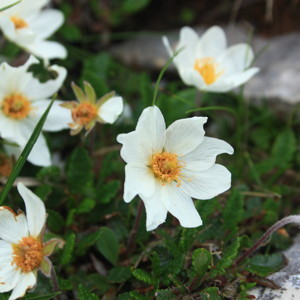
26,40 -> 67,60
0,207 -> 29,243
17,182 -> 46,238
9,272 -> 36,300
161,183 -> 202,228
217,44 -> 255,75
32,100 -> 72,131
29,9 -> 64,39
27,134 -> 51,166
165,117 -> 207,156
24,64 -> 67,99
177,67 -> 205,89
123,163 -> 155,203
196,26 -> 227,58
135,106 -> 166,153
199,79 -> 235,93
181,164 -> 232,200
140,183 -> 168,231
98,96 -> 123,124
117,131 -> 153,164
183,137 -> 234,172
221,67 -> 260,90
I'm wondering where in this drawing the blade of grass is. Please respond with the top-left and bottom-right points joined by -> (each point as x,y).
186,106 -> 238,118
0,0 -> 21,11
0,95 -> 56,205
152,47 -> 182,106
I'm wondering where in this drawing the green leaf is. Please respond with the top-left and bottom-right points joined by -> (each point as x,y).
222,189 -> 244,230
47,210 -> 64,233
246,253 -> 286,277
78,284 -> 99,300
199,287 -> 221,300
131,268 -> 157,285
0,97 -> 56,205
66,147 -> 94,194
77,198 -> 96,214
96,227 -> 119,265
37,166 -> 60,182
60,233 -> 76,266
209,238 -> 240,278
121,0 -> 150,13
192,248 -> 212,279
97,180 -> 120,204
107,266 -> 131,283
271,128 -> 296,167
76,228 -> 103,256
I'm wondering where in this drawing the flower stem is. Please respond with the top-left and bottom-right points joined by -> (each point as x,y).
234,215 -> 300,267
50,266 -> 63,300
127,201 -> 144,255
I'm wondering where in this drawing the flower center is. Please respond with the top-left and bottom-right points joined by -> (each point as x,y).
10,16 -> 28,30
72,102 -> 98,126
194,57 -> 223,85
0,154 -> 12,177
12,237 -> 43,272
151,152 -> 185,185
2,94 -> 31,119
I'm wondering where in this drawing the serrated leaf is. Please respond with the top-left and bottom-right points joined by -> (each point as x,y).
97,180 -> 120,204
96,227 -> 119,265
77,228 -> 103,256
192,248 -> 211,279
78,284 -> 99,300
60,233 -> 76,266
66,147 -> 93,194
246,253 -> 286,277
131,268 -> 157,285
209,238 -> 240,278
271,128 -> 296,167
199,287 -> 221,300
222,189 -> 244,230
107,266 -> 131,283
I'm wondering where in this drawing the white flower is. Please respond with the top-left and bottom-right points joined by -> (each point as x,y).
163,26 -> 259,92
0,0 -> 66,60
117,106 -> 234,231
0,55 -> 72,166
0,182 -> 62,300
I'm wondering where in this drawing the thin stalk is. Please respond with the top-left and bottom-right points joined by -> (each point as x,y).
234,215 -> 300,267
127,201 -> 144,255
50,266 -> 62,300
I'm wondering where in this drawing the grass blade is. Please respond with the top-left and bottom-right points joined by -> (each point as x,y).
0,96 -> 56,205
0,0 -> 21,11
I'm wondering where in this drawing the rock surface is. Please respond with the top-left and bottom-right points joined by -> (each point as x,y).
109,26 -> 300,109
250,234 -> 300,299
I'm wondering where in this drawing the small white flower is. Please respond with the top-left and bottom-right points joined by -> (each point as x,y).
0,55 -> 72,166
0,0 -> 66,60
163,26 -> 259,92
0,182 -> 63,300
117,106 -> 234,231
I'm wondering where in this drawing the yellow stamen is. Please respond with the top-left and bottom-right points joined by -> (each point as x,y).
0,154 -> 12,177
151,152 -> 185,186
2,94 -> 31,120
10,16 -> 28,30
12,237 -> 43,272
72,102 -> 98,126
194,57 -> 223,85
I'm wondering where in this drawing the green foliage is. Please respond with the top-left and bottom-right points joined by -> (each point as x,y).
78,284 -> 99,300
60,233 -> 76,266
192,248 -> 212,279
96,227 -> 119,265
24,292 -> 62,300
246,253 -> 287,276
132,268 -> 158,286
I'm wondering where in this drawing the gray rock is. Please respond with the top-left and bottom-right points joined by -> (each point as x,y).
250,234 -> 300,299
109,26 -> 300,108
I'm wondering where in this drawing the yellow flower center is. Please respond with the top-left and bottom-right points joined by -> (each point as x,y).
72,102 -> 98,126
12,237 -> 43,272
2,94 -> 32,119
151,152 -> 185,186
194,57 -> 223,85
0,154 -> 12,177
10,16 -> 28,30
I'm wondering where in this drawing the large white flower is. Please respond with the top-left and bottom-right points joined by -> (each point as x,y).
163,26 -> 259,92
0,55 -> 72,166
117,106 -> 234,231
0,0 -> 66,60
0,182 -> 62,300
